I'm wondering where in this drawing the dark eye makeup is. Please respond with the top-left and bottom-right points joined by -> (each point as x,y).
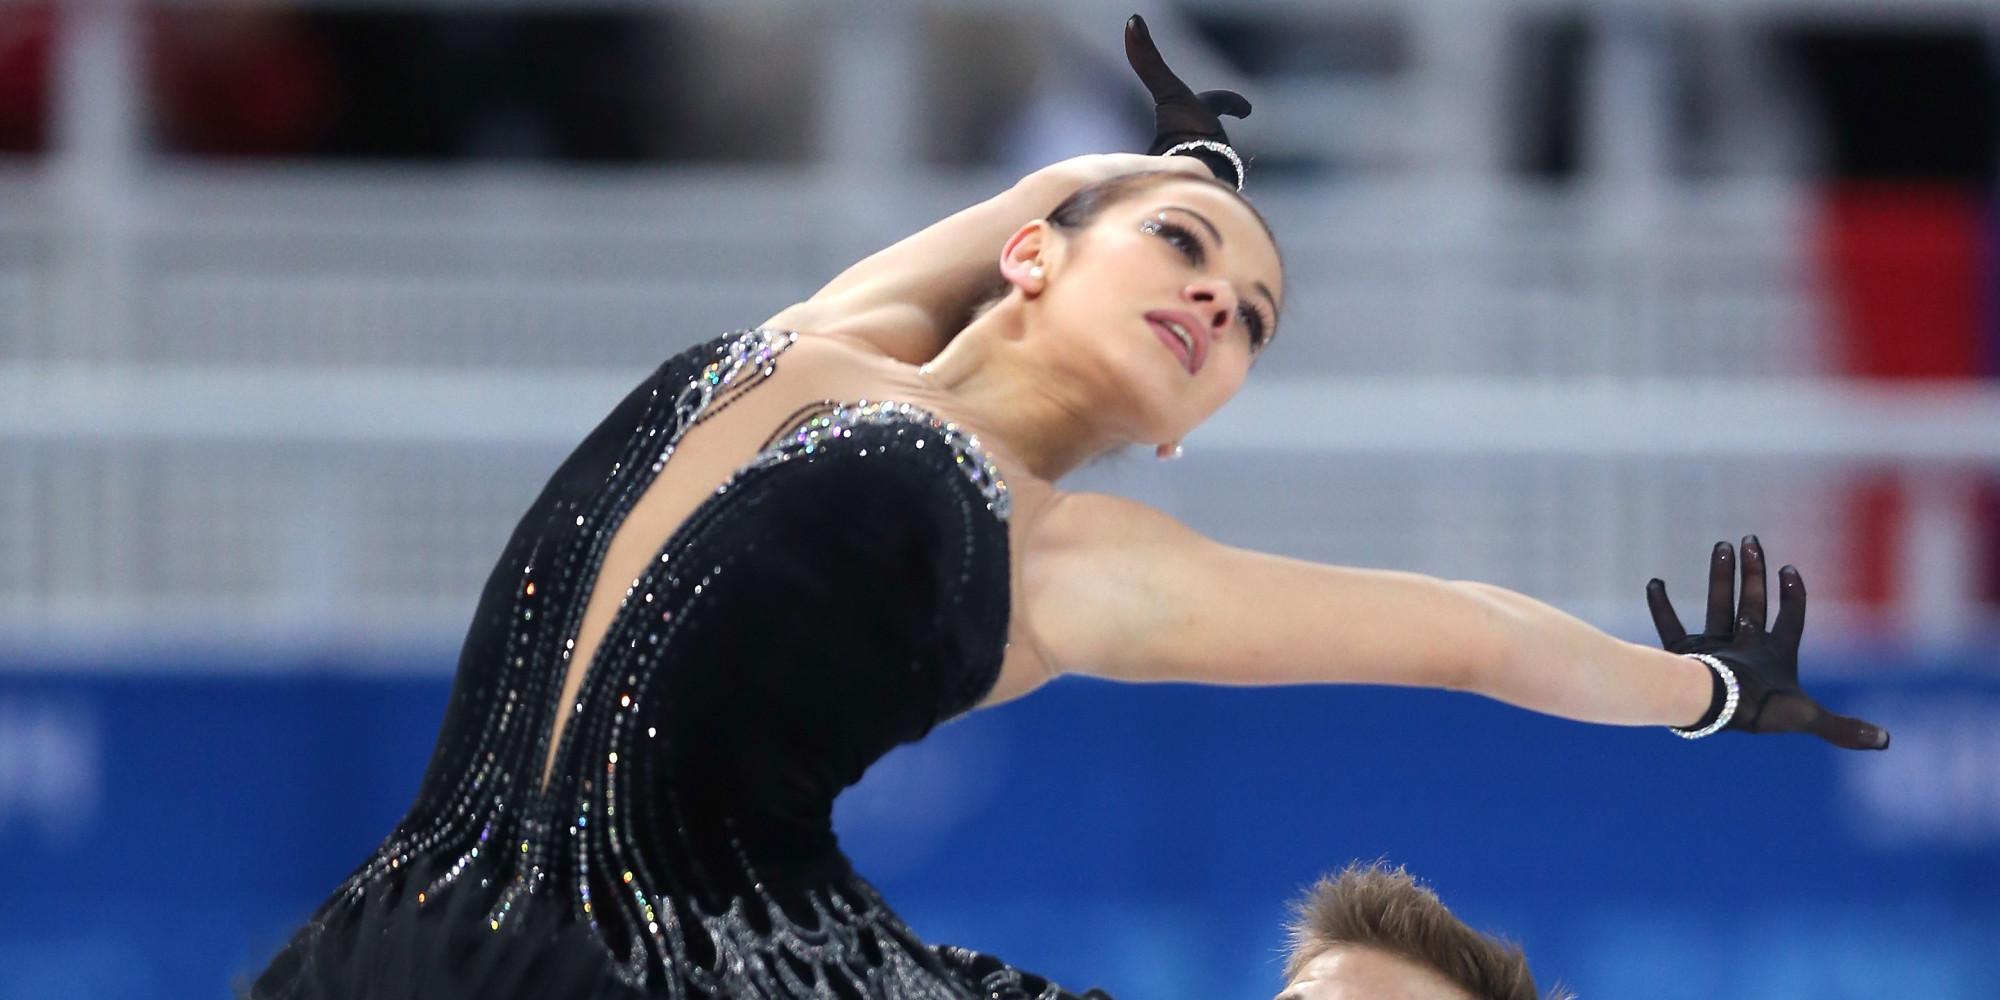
1140,215 -> 1275,351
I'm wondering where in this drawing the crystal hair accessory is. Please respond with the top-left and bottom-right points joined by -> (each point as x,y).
1669,653 -> 1740,739
1161,140 -> 1246,191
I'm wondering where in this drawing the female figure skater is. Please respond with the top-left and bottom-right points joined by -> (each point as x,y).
251,16 -> 1885,1000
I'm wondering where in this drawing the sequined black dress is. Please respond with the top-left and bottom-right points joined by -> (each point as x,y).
252,330 -> 1092,1000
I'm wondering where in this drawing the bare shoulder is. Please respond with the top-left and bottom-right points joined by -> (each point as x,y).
761,319 -> 897,362
979,487 -> 1214,692
1022,488 -> 1204,554
748,323 -> 921,393
978,487 -> 1126,706
760,298 -> 942,366
1016,489 -> 1209,628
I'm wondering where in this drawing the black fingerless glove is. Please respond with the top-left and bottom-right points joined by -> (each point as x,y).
1646,536 -> 1889,750
1124,14 -> 1251,188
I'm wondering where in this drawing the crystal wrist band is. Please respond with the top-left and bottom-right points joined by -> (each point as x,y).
1161,139 -> 1246,191
1669,653 -> 1740,740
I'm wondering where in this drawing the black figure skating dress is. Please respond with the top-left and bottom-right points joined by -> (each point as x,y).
252,330 -> 1091,1000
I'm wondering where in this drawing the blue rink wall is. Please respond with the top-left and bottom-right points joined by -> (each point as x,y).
0,653 -> 1996,1000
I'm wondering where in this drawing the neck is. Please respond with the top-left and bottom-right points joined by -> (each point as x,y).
916,302 -> 1123,482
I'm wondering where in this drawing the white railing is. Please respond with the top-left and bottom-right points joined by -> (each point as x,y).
3,169 -> 1824,376
0,166 -> 1992,666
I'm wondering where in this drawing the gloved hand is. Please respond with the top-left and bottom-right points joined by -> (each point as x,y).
1124,14 -> 1251,186
1646,536 -> 1889,750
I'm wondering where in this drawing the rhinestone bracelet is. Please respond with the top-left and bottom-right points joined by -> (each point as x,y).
1161,140 -> 1246,191
1669,653 -> 1740,740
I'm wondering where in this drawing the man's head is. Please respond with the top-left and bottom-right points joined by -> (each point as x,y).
1277,862 -> 1569,1000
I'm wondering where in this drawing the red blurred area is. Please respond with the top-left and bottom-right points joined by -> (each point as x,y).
0,5 -> 52,153
148,7 -> 335,157
1818,184 -> 1991,379
1820,184 -> 1997,616
1982,481 -> 2000,606
1847,475 -> 1903,611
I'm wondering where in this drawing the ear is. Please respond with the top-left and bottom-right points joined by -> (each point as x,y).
999,220 -> 1055,295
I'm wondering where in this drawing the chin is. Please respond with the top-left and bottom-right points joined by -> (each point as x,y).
1117,363 -> 1209,445
1075,323 -> 1210,439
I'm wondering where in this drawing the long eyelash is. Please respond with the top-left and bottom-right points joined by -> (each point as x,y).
1146,219 -> 1206,266
1238,304 -> 1272,349
1149,217 -> 1271,349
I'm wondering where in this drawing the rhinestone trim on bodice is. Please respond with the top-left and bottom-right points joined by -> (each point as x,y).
276,329 -> 1013,1000
752,400 -> 1011,521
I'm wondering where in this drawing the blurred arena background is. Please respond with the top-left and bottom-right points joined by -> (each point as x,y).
0,0 -> 1997,997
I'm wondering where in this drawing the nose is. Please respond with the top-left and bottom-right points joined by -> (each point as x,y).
1184,279 -> 1237,332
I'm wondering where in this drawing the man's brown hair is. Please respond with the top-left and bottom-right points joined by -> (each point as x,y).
1283,861 -> 1572,1000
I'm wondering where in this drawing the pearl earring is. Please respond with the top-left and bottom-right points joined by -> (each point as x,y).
1028,265 -> 1044,279
1156,442 -> 1184,461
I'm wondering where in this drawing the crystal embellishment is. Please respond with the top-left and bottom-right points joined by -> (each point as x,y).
751,400 -> 1011,521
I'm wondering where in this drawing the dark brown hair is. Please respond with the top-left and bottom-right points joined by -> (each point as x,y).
1045,170 -> 1278,250
1284,862 -> 1571,1000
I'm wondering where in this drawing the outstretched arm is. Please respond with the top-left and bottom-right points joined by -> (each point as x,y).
1020,491 -> 1718,729
763,154 -> 1210,365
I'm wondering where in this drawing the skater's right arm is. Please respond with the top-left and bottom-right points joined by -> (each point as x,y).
761,154 -> 1211,366
763,16 -> 1244,365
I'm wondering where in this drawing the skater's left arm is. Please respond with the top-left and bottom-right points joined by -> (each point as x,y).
1020,492 -> 1711,727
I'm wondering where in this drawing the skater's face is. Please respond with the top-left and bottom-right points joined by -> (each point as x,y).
1278,945 -> 1475,1000
1002,175 -> 1283,448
